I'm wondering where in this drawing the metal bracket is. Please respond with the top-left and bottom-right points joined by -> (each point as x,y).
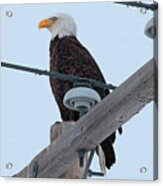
30,161 -> 39,178
82,149 -> 95,178
77,149 -> 87,167
88,169 -> 105,177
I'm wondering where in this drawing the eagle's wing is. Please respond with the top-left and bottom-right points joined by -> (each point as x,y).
54,36 -> 108,94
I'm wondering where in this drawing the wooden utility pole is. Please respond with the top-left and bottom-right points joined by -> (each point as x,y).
14,59 -> 156,178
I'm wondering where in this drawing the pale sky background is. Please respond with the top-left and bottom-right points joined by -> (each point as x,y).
1,1 -> 156,180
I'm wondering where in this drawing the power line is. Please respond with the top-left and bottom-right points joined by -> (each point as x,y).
114,1 -> 158,11
1,61 -> 117,91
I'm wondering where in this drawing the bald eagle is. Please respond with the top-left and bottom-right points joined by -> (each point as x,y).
38,13 -> 121,171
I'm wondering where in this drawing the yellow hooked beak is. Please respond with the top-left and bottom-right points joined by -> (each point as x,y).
38,19 -> 53,29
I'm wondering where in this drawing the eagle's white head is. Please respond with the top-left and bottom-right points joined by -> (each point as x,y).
38,13 -> 76,39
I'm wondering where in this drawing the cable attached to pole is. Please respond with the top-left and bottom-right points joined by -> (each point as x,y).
1,61 -> 117,91
114,1 -> 158,11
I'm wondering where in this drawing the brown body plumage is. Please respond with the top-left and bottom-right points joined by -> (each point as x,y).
49,35 -> 117,169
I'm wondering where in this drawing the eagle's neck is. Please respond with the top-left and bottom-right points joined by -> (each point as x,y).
51,35 -> 75,44
51,29 -> 75,39
50,20 -> 76,39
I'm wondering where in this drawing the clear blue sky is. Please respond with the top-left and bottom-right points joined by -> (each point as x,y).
1,2 -> 155,180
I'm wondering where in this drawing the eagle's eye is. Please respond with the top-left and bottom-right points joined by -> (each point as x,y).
49,17 -> 58,22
